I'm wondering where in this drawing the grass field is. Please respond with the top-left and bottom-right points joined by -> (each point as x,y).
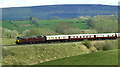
10,20 -> 36,33
2,39 -> 118,65
2,20 -> 36,33
2,42 -> 91,65
2,19 -> 89,33
2,21 -> 16,30
0,21 -> 2,27
15,25 -> 36,33
34,49 -> 118,65
11,20 -> 32,26
2,38 -> 16,45
38,19 -> 89,29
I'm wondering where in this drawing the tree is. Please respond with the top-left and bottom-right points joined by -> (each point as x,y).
30,16 -> 41,28
22,28 -> 59,36
2,28 -> 18,39
54,22 -> 73,34
87,15 -> 118,33
82,40 -> 92,49
63,28 -> 82,34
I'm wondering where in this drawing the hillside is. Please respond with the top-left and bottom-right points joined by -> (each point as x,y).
34,49 -> 118,65
2,19 -> 90,33
2,4 -> 117,20
2,42 -> 91,65
2,40 -> 118,65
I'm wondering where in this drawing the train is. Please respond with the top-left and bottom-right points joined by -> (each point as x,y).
15,33 -> 120,45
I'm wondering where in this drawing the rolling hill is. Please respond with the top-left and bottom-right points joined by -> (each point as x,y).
2,4 -> 117,20
33,49 -> 118,65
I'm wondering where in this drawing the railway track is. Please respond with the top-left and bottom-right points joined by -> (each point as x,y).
2,39 -> 117,47
3,41 -> 83,47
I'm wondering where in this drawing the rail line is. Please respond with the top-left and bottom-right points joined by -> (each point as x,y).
2,39 -> 117,47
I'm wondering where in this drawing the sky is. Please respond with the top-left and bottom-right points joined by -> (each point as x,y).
0,0 -> 119,8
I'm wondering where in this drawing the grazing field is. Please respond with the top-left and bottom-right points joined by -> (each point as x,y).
2,21 -> 16,30
10,20 -> 36,33
38,19 -> 89,29
2,19 -> 89,33
10,20 -> 32,26
34,49 -> 118,65
2,20 -> 36,33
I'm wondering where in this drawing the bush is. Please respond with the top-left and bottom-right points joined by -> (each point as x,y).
102,40 -> 118,51
2,28 -> 18,39
94,40 -> 118,51
82,40 -> 92,49
94,42 -> 105,51
54,22 -> 73,34
63,28 -> 82,34
22,28 -> 59,36
2,42 -> 91,65
87,15 -> 118,33
2,48 -> 10,57
81,29 -> 98,34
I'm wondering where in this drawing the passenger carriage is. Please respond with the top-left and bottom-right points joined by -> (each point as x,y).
46,35 -> 69,42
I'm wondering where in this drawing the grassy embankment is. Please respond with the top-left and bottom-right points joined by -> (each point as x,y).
2,39 -> 118,65
35,49 -> 118,65
2,38 -> 16,45
2,42 -> 91,65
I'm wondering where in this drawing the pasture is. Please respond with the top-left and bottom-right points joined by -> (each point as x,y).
38,19 -> 89,29
2,21 -> 16,30
2,19 -> 89,33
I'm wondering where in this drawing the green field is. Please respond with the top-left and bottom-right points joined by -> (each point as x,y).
2,38 -> 16,45
11,20 -> 32,26
2,42 -> 91,65
2,39 -> 118,65
2,21 -> 16,30
38,19 -> 89,29
2,20 -> 36,33
34,49 -> 118,65
0,21 -> 2,27
2,19 -> 89,33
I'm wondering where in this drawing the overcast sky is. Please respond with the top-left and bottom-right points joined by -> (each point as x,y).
0,0 -> 119,8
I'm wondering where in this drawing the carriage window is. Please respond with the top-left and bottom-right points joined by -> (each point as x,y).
112,35 -> 114,36
80,36 -> 81,38
51,37 -> 54,39
86,36 -> 88,38
76,36 -> 78,38
83,36 -> 85,38
89,36 -> 91,37
48,37 -> 50,39
58,37 -> 61,39
63,37 -> 66,39
108,35 -> 109,37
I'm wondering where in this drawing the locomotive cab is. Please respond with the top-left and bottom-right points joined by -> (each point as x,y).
15,37 -> 20,44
